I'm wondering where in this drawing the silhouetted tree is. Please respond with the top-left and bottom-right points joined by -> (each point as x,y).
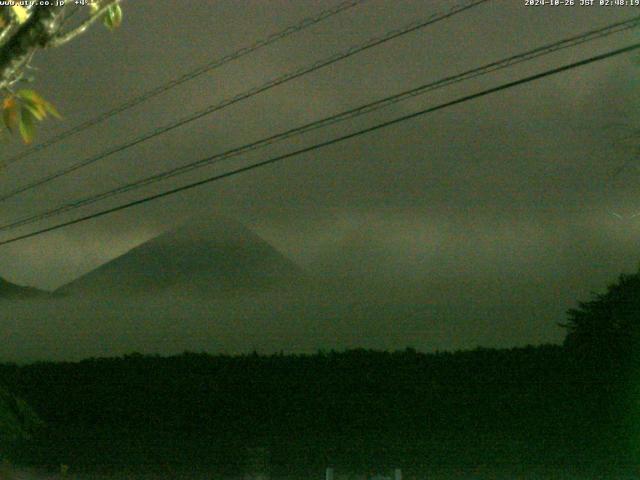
560,268 -> 640,364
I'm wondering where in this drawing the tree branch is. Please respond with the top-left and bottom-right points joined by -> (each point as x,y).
0,5 -> 36,49
0,6 -> 66,90
48,0 -> 123,48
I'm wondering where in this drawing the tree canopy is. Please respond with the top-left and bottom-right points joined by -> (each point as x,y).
0,1 -> 122,143
561,267 -> 640,364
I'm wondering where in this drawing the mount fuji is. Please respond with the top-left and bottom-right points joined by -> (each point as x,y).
56,216 -> 306,297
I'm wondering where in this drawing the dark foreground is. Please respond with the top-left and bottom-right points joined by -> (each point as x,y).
1,346 -> 639,478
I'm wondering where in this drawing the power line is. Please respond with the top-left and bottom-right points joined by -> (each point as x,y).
1,15 -> 638,233
0,0 -> 489,202
1,41 -> 637,247
0,0 -> 367,166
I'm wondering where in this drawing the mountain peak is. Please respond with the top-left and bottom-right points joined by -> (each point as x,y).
56,216 -> 306,297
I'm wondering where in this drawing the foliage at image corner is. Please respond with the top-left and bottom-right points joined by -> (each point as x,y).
1,89 -> 60,144
0,2 -> 123,144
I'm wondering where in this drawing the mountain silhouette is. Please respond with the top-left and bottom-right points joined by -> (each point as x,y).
56,216 -> 306,297
0,277 -> 47,299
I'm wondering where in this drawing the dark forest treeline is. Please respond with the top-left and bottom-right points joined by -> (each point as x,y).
0,344 -> 637,476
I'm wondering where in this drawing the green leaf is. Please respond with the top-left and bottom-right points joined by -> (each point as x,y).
42,100 -> 61,119
103,3 -> 122,30
16,89 -> 46,105
2,97 -> 18,133
18,106 -> 36,144
16,89 -> 61,120
23,102 -> 46,121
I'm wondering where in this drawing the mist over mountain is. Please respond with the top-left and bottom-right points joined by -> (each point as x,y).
0,216 -> 332,362
4,211 -> 627,363
56,216 -> 306,298
0,214 -> 576,362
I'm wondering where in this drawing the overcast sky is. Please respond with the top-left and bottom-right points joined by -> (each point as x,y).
1,0 -> 640,360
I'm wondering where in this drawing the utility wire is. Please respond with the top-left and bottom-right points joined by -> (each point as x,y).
0,41 -> 637,247
1,0 -> 366,166
0,15 -> 638,233
0,0 -> 489,202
